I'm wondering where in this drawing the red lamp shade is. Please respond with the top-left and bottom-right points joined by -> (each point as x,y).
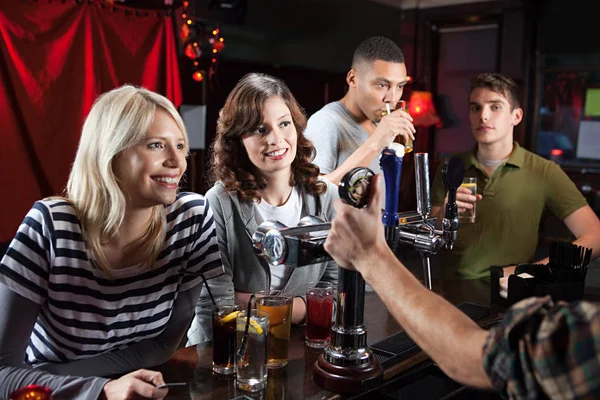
213,40 -> 225,52
184,43 -> 201,60
408,91 -> 442,128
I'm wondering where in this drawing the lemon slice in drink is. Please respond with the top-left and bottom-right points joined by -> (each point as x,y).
221,310 -> 240,324
236,319 -> 264,335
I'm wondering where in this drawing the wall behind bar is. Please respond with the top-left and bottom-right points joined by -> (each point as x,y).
192,0 -> 409,74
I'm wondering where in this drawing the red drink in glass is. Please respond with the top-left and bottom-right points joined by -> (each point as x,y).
305,282 -> 334,348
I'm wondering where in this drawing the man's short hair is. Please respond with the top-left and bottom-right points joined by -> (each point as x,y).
469,73 -> 521,110
351,36 -> 404,70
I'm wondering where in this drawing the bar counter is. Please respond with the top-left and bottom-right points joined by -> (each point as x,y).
154,277 -> 505,400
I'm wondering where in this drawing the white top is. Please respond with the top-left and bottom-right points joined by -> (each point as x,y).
254,186 -> 303,290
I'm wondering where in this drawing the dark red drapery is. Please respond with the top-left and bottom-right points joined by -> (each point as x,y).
0,1 -> 183,242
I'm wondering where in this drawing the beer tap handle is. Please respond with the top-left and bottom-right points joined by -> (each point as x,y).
379,143 -> 405,251
441,157 -> 465,250
380,143 -> 404,226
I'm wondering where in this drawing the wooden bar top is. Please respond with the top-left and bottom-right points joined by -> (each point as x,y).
155,278 -> 500,399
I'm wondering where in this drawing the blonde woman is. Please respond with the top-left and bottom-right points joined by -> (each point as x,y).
0,85 -> 223,399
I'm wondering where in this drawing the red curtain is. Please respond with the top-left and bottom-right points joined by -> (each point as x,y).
0,1 -> 183,242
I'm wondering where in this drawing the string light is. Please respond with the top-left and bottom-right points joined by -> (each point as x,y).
192,71 -> 204,82
181,1 -> 225,83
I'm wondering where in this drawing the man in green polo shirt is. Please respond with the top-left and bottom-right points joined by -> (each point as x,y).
430,73 -> 600,279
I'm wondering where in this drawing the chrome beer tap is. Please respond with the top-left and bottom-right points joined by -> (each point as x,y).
252,216 -> 331,268
252,168 -> 383,394
251,152 -> 463,392
381,150 -> 464,290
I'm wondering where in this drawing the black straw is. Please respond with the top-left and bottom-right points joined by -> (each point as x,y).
196,272 -> 219,313
237,294 -> 255,361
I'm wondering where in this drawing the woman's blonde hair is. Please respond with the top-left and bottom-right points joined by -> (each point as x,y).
66,85 -> 188,273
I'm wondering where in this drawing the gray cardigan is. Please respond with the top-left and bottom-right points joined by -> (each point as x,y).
187,180 -> 339,345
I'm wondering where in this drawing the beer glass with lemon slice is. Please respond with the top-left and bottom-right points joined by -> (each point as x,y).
236,309 -> 269,391
459,177 -> 477,223
212,299 -> 240,374
256,290 -> 293,368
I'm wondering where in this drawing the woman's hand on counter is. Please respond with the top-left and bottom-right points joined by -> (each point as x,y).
100,369 -> 167,399
234,291 -> 253,308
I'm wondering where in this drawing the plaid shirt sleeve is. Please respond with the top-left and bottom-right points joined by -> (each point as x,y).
482,296 -> 600,399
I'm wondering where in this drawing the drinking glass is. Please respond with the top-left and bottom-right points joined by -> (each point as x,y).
212,299 -> 239,375
459,177 -> 477,223
255,290 -> 293,368
382,100 -> 413,153
236,310 -> 269,392
305,282 -> 334,348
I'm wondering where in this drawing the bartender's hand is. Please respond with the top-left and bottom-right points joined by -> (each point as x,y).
101,369 -> 168,400
444,186 -> 482,214
325,175 -> 389,273
371,109 -> 415,150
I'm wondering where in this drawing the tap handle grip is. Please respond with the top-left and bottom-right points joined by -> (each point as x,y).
442,156 -> 465,218
380,144 -> 404,227
445,191 -> 458,221
339,167 -> 375,209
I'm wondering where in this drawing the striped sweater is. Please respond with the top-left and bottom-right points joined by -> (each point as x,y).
0,192 -> 222,369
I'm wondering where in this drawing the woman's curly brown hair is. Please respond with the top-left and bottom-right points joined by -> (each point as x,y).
210,73 -> 326,202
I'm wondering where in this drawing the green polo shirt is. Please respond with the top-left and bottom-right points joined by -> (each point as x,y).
430,142 -> 587,279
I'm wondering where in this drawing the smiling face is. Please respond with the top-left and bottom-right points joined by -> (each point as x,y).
469,87 -> 523,147
113,109 -> 187,209
241,96 -> 297,180
350,59 -> 409,122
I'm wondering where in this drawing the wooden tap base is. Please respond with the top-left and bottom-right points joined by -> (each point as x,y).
312,353 -> 383,394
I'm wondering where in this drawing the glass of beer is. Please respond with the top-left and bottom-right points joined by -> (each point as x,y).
255,290 -> 293,368
382,100 -> 413,153
212,299 -> 240,375
236,309 -> 269,392
305,281 -> 334,348
459,177 -> 477,223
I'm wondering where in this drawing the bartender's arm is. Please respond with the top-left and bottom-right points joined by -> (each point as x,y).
324,175 -> 492,389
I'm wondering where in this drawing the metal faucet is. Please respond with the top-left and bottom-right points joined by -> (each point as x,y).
250,149 -> 463,392
381,151 -> 464,289
252,200 -> 383,393
252,216 -> 331,268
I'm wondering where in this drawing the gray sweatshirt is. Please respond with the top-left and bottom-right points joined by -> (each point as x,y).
187,180 -> 340,346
